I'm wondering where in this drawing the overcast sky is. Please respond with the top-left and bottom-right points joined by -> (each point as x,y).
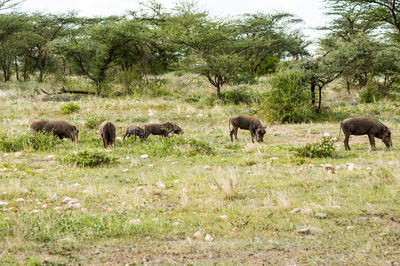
20,0 -> 329,42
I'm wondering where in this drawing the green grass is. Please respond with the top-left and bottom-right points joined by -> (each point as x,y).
0,81 -> 399,264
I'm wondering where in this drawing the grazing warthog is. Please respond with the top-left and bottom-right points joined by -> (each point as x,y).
30,119 -> 79,143
123,125 -> 146,140
340,117 -> 392,150
229,115 -> 266,143
143,122 -> 183,139
99,121 -> 116,148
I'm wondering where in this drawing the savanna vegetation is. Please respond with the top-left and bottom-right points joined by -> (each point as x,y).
1,0 -> 400,264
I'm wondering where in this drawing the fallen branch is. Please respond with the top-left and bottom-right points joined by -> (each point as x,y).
40,86 -> 95,95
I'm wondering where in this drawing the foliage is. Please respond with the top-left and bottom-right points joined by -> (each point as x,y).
84,115 -> 106,129
64,149 -> 116,167
261,69 -> 313,123
221,86 -> 264,105
60,102 -> 80,114
0,131 -> 61,152
292,136 -> 337,158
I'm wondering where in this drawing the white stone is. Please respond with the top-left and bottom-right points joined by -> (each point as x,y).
193,231 -> 202,239
155,181 -> 166,189
205,234 -> 213,241
140,154 -> 149,159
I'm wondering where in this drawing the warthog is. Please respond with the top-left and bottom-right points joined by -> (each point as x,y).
99,121 -> 116,148
143,122 -> 183,139
340,117 -> 392,150
123,125 -> 146,140
30,119 -> 79,143
229,115 -> 266,143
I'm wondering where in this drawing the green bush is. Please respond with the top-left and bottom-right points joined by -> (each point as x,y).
64,149 -> 116,167
186,138 -> 215,156
292,136 -> 337,158
84,115 -> 106,129
0,131 -> 61,152
360,83 -> 380,103
61,102 -> 80,114
260,69 -> 313,123
222,86 -> 264,105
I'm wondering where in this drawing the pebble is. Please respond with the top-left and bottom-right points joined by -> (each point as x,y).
16,198 -> 25,203
297,226 -> 311,235
193,231 -> 202,239
204,165 -> 212,170
128,219 -> 142,225
122,168 -> 129,173
290,208 -> 302,214
205,234 -> 213,241
0,201 -> 9,206
45,155 -> 56,159
15,152 -> 23,158
315,212 -> 327,219
155,181 -> 166,189
140,154 -> 149,159
219,215 -> 227,219
232,227 -> 239,232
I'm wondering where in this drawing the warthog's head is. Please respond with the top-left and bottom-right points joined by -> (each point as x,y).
381,126 -> 392,148
256,127 -> 266,142
164,122 -> 183,135
70,125 -> 79,143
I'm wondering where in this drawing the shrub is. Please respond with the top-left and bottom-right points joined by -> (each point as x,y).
84,115 -> 106,129
292,136 -> 337,158
260,69 -> 313,123
0,131 -> 61,152
186,138 -> 215,156
360,83 -> 380,103
222,86 -> 264,105
64,149 -> 116,167
61,102 -> 80,114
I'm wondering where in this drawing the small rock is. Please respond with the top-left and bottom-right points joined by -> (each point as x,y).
82,189 -> 89,193
232,227 -> 239,232
62,197 -> 72,203
0,201 -> 9,207
51,194 -> 58,201
70,198 -> 79,204
32,209 -> 40,213
22,188 -> 29,193
366,167 -> 372,171
3,153 -> 9,157
219,215 -> 227,219
122,168 -> 129,173
297,226 -> 311,235
128,219 -> 142,225
45,155 -> 56,159
155,181 -> 166,189
324,132 -> 331,137
315,212 -> 327,219
16,198 -> 25,203
204,165 -> 212,170
72,183 -> 80,187
68,203 -> 81,209
205,234 -> 213,241
15,152 -> 23,158
125,156 -> 130,160
42,204 -> 49,209
290,208 -> 302,214
193,231 -> 202,239
116,137 -> 122,140
140,154 -> 149,159
54,206 -> 62,210
81,207 -> 88,212
148,164 -> 154,167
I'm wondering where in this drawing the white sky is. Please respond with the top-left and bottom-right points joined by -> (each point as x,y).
20,0 -> 329,43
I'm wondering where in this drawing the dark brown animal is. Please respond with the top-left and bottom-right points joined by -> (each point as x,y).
229,115 -> 266,143
30,119 -> 79,143
340,117 -> 392,150
143,122 -> 183,139
99,121 -> 116,148
123,125 -> 146,140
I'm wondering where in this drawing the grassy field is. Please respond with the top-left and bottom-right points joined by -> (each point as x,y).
0,81 -> 399,265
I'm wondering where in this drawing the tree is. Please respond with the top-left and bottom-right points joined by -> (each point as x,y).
0,0 -> 23,11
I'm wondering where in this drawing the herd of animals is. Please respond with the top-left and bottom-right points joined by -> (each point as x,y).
29,115 -> 393,150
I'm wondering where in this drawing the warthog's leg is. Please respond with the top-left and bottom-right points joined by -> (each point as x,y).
344,133 -> 350,150
368,134 -> 376,149
102,136 -> 107,148
123,131 -> 129,141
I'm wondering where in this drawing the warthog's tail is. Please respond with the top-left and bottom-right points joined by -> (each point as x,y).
338,122 -> 343,140
228,117 -> 232,132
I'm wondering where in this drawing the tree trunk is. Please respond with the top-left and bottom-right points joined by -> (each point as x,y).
317,86 -> 322,113
311,81 -> 316,105
216,84 -> 226,103
346,80 -> 351,94
14,57 -> 19,81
